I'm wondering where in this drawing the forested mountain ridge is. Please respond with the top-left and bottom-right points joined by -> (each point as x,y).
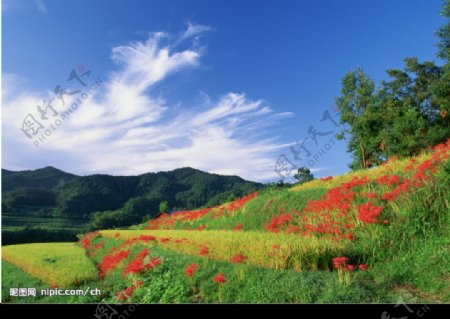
2,166 -> 263,231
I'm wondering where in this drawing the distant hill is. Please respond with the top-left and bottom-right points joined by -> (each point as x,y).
2,166 -> 263,234
2,166 -> 76,192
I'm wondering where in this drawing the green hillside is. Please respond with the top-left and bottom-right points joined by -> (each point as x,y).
1,167 -> 262,244
2,139 -> 449,303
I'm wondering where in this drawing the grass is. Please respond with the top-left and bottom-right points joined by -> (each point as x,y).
100,229 -> 348,271
2,243 -> 97,287
1,261 -> 48,303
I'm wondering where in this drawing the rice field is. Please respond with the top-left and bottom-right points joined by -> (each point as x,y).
2,243 -> 97,287
100,229 -> 347,271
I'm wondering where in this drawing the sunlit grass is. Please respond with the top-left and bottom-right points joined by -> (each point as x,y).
2,243 -> 97,287
100,229 -> 347,271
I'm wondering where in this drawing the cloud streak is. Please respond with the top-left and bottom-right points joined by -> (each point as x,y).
2,24 -> 294,182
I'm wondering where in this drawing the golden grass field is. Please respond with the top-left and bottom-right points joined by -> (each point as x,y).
100,229 -> 347,271
2,243 -> 97,287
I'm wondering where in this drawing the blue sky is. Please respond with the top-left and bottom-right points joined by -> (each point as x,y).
2,0 -> 446,182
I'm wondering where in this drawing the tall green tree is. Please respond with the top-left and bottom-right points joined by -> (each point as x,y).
336,1 -> 450,170
335,68 -> 383,169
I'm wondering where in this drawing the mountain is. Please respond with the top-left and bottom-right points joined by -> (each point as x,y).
2,166 -> 263,236
2,166 -> 76,192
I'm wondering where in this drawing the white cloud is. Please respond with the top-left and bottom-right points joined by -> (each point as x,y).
35,0 -> 47,14
2,25 -> 293,182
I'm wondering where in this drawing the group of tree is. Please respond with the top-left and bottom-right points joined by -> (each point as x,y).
2,166 -> 263,230
336,0 -> 450,170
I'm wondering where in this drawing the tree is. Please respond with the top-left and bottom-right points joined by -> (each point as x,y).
293,167 -> 314,184
335,68 -> 383,169
159,200 -> 169,214
436,0 -> 450,60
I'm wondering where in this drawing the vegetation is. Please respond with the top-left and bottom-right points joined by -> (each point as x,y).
2,166 -> 262,243
335,1 -> 450,170
293,167 -> 315,185
2,139 -> 449,303
2,243 -> 97,287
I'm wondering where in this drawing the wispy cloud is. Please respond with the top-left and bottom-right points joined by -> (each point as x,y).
2,24 -> 293,182
35,0 -> 47,14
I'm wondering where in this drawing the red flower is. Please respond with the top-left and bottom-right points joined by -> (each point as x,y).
116,286 -> 136,301
376,175 -> 401,186
264,214 -> 293,232
332,256 -> 349,269
358,264 -> 368,271
122,248 -> 150,277
197,224 -> 206,231
231,254 -> 247,264
185,263 -> 198,277
199,245 -> 209,256
146,257 -> 161,270
357,202 -> 383,224
233,223 -> 244,231
212,273 -> 226,283
272,245 -> 280,250
345,264 -> 355,271
320,176 -> 333,182
82,238 -> 91,250
98,249 -> 130,278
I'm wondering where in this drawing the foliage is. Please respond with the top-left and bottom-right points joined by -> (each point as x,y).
293,167 -> 315,184
336,4 -> 450,169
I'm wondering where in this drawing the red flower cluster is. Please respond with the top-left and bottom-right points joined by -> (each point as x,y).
121,235 -> 157,247
264,213 -> 293,232
357,202 -> 383,224
358,264 -> 368,271
159,237 -> 171,244
332,257 -> 349,269
233,223 -> 244,231
361,192 -> 377,199
231,254 -> 247,264
116,285 -> 136,301
79,231 -> 99,250
225,192 -> 259,215
122,248 -> 150,277
98,249 -> 130,278
197,224 -> 206,231
212,273 -> 226,283
376,175 -> 401,186
320,176 -> 333,182
144,192 -> 258,230
147,257 -> 161,270
184,263 -> 198,277
199,245 -> 209,256
116,280 -> 143,301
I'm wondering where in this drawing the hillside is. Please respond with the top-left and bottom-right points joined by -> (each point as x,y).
1,167 -> 262,244
2,166 -> 76,192
2,139 -> 449,303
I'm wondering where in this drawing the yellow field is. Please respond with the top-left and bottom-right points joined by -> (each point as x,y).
2,243 -> 97,287
291,152 -> 429,192
100,229 -> 347,271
